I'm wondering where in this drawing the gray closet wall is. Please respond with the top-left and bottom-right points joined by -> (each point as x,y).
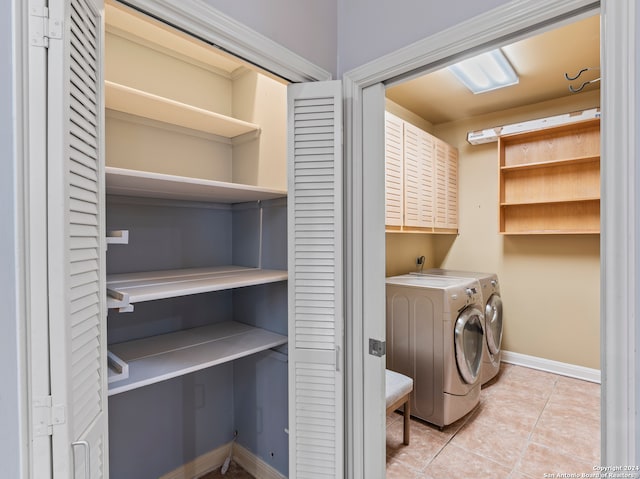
106,197 -> 288,478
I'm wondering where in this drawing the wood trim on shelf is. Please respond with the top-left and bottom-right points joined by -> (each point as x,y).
500,230 -> 600,235
500,155 -> 600,172
500,197 -> 600,206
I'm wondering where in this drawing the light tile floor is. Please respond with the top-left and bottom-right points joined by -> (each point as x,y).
199,364 -> 600,479
386,363 -> 601,479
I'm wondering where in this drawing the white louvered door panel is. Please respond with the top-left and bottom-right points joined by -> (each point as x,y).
446,144 -> 458,229
384,112 -> 404,227
433,139 -> 448,229
417,129 -> 435,228
287,81 -> 343,479
403,122 -> 421,227
47,0 -> 108,477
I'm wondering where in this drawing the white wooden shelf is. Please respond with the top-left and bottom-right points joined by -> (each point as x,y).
107,321 -> 287,395
105,80 -> 260,138
107,266 -> 288,310
106,167 -> 287,203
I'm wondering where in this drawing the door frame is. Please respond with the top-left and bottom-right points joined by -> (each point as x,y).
108,0 -> 332,83
343,0 -> 638,473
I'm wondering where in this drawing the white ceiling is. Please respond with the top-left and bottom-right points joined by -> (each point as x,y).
385,14 -> 600,126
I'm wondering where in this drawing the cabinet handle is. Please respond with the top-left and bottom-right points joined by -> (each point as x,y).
72,440 -> 90,479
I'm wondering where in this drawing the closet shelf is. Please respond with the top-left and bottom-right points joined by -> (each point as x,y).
500,197 -> 600,206
500,155 -> 599,172
107,266 -> 288,310
105,81 -> 260,138
107,321 -> 288,396
106,167 -> 287,203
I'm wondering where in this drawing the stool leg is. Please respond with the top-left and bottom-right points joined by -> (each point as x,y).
403,399 -> 410,445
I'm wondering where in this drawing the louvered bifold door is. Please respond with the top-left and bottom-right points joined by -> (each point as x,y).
47,0 -> 108,477
287,81 -> 344,479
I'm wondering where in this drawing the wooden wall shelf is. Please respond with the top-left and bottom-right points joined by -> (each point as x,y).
499,118 -> 600,235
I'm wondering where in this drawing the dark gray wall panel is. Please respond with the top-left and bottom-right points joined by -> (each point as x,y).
108,291 -> 233,344
109,365 -> 235,479
106,198 -> 232,274
233,352 -> 289,476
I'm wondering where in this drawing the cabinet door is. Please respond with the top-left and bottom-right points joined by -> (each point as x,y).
405,123 -> 436,228
433,139 -> 448,229
47,0 -> 108,477
445,142 -> 458,229
385,112 -> 404,227
403,122 -> 421,227
433,138 -> 458,230
287,81 -> 344,479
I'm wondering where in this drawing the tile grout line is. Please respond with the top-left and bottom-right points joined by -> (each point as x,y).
511,376 -> 559,478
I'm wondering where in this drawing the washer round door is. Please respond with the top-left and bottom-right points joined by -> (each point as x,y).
454,306 -> 484,384
485,294 -> 503,355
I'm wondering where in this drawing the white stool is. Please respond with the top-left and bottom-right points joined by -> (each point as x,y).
385,369 -> 414,445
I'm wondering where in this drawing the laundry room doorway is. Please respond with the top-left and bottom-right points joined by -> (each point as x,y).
381,12 -> 601,476
342,0 -> 638,475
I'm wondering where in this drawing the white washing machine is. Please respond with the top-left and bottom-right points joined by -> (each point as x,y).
386,274 -> 485,427
423,269 -> 503,384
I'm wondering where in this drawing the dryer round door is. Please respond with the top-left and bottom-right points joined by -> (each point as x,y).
454,306 -> 484,384
485,294 -> 503,355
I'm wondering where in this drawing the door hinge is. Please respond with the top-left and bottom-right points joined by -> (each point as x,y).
33,396 -> 66,437
369,338 -> 386,358
30,6 -> 63,48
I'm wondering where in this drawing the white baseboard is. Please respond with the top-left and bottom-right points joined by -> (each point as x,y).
157,441 -> 286,479
158,442 -> 231,479
501,350 -> 601,384
233,443 -> 287,479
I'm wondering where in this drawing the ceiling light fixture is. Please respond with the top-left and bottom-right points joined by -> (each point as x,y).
448,49 -> 519,94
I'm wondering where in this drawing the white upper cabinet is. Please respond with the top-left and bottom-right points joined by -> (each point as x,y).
384,112 -> 458,233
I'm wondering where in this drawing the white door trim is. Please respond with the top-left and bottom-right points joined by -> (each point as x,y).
111,0 -> 332,82
343,0 -> 638,473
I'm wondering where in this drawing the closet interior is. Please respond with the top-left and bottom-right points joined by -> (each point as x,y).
103,2 -> 289,477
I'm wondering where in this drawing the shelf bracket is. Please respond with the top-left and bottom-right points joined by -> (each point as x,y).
107,288 -> 133,313
107,351 -> 130,383
106,230 -> 129,249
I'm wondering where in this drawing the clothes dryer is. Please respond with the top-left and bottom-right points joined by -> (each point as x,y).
386,274 -> 484,427
423,269 -> 503,384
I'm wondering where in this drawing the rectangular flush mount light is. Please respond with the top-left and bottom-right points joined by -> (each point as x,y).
448,49 -> 518,94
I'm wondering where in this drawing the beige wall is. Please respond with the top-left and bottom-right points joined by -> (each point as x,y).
232,70 -> 287,190
432,90 -> 600,369
105,32 -> 287,188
